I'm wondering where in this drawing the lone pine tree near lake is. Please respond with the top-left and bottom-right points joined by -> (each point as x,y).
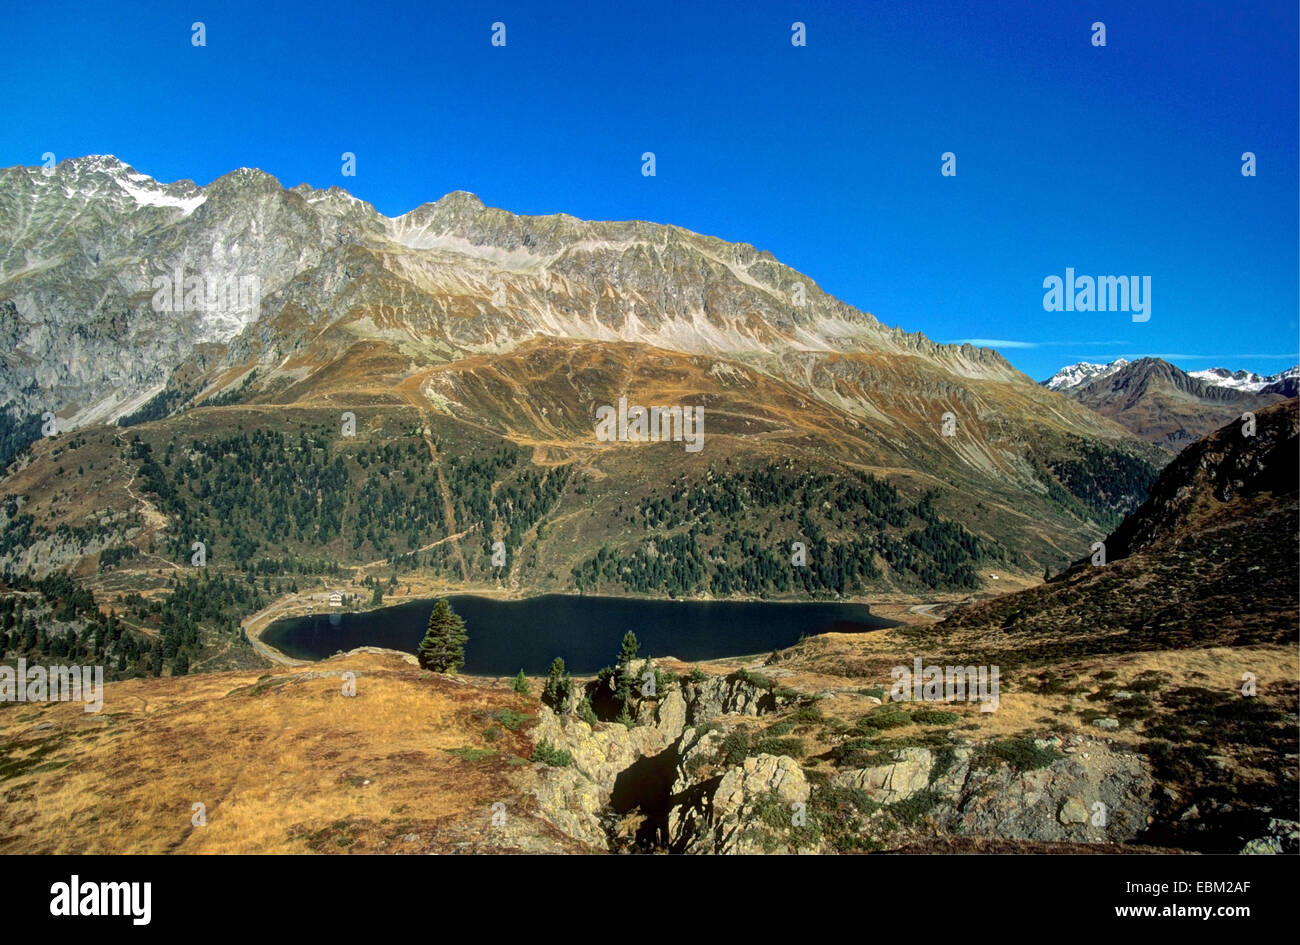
417,599 -> 468,673
0,0 -> 1295,876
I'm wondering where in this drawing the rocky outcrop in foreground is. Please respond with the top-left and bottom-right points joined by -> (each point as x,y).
522,667 -> 1161,854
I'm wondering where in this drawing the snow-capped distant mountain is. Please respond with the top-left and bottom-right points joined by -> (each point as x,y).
1044,356 -> 1297,452
1046,358 -> 1298,395
1189,367 -> 1270,392
1188,366 -> 1298,393
1042,358 -> 1129,391
1259,366 -> 1300,398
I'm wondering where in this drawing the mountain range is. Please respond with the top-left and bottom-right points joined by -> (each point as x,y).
1043,357 -> 1297,453
1044,359 -> 1298,396
0,156 -> 1166,599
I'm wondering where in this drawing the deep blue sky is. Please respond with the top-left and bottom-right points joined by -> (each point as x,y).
3,0 -> 1296,381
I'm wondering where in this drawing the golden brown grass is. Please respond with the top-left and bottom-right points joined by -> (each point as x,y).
0,651 -> 553,853
771,628 -> 1296,748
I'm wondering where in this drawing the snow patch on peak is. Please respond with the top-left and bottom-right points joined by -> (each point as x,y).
114,175 -> 206,214
1043,358 -> 1129,391
59,155 -> 207,215
1189,367 -> 1269,392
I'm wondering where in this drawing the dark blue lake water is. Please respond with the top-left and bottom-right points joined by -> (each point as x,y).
261,594 -> 895,675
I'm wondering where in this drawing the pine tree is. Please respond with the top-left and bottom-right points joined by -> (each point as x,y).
512,669 -> 530,695
614,631 -> 640,705
542,657 -> 570,710
417,598 -> 467,673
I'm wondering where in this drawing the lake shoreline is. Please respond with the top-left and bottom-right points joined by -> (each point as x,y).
240,584 -> 971,669
251,592 -> 905,675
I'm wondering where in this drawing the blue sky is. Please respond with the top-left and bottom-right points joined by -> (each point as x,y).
2,0 -> 1296,381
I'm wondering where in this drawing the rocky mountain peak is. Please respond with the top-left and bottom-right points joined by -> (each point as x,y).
1042,358 -> 1129,391
434,189 -> 486,214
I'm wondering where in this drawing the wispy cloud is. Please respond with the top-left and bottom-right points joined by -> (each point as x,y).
1120,353 -> 1299,361
948,339 -> 1127,349
949,339 -> 1297,365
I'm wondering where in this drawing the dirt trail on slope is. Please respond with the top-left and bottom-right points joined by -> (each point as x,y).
421,427 -> 469,581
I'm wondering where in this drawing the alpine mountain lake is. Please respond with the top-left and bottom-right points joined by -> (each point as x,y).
261,594 -> 896,675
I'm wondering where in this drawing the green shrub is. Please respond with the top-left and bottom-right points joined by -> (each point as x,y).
717,730 -> 754,766
753,737 -> 805,759
1028,671 -> 1076,695
975,737 -> 1062,772
928,745 -> 957,784
747,791 -> 823,850
888,789 -> 940,824
813,785 -> 883,852
736,668 -> 775,691
493,708 -> 533,732
911,709 -> 960,725
830,737 -> 891,768
865,705 -> 912,729
789,705 -> 825,724
849,723 -> 883,739
532,740 -> 572,767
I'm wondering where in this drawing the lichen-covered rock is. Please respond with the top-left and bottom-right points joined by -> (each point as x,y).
927,739 -> 1154,843
1058,796 -> 1090,824
676,753 -> 815,854
680,674 -> 784,721
525,698 -> 686,849
653,688 -> 688,741
515,764 -> 609,850
531,707 -> 673,791
832,748 -> 933,804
